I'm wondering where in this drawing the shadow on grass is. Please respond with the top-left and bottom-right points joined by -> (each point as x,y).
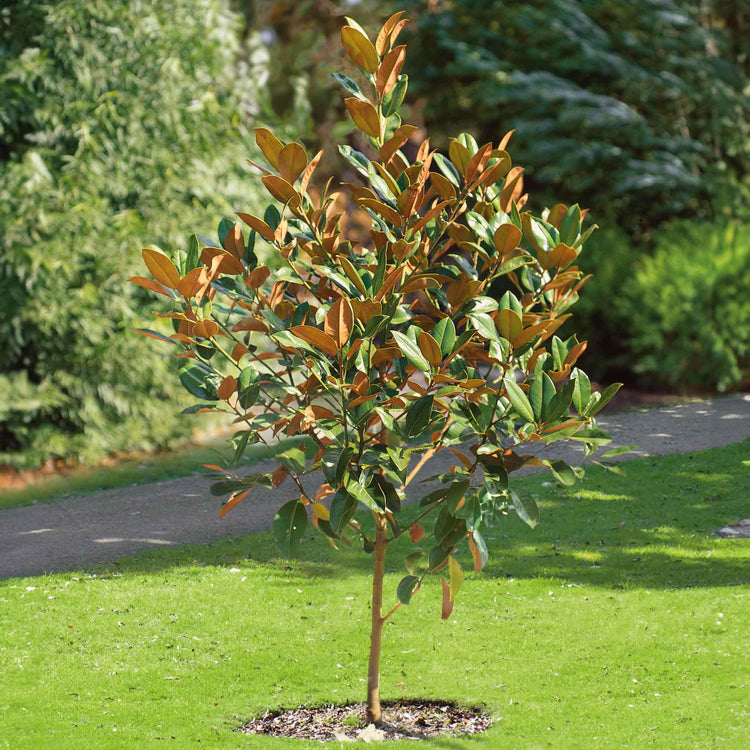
98,443 -> 748,591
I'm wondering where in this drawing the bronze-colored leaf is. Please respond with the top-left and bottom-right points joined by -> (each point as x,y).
359,198 -> 402,225
411,199 -> 453,233
397,185 -> 421,218
344,97 -> 381,139
217,375 -> 237,401
468,151 -> 510,191
339,257 -> 368,296
218,489 -> 251,520
429,173 -> 456,200
237,212 -> 276,242
224,223 -> 245,260
192,320 -> 219,339
128,276 -> 172,297
510,319 -> 549,349
288,325 -> 339,356
500,167 -> 525,213
547,203 -> 568,228
418,331 -> 442,367
324,297 -> 354,348
246,265 -> 270,290
352,299 -> 382,322
199,247 -> 243,275
496,308 -> 523,341
375,10 -> 406,55
175,267 -> 205,298
440,576 -> 454,620
277,143 -> 307,184
376,44 -> 406,97
300,149 -> 323,196
232,317 -> 269,333
351,371 -> 370,395
380,124 -> 417,165
563,341 -> 588,368
464,142 -> 492,186
142,248 -> 180,289
493,224 -> 523,256
341,26 -> 379,73
371,346 -> 401,365
498,129 -> 515,150
468,534 -> 484,573
374,266 -> 404,301
449,448 -> 474,472
547,242 -> 578,269
231,343 -> 250,360
400,276 -> 440,296
262,175 -> 301,207
409,523 -> 424,543
254,127 -> 283,169
448,140 -> 471,178
388,19 -> 409,48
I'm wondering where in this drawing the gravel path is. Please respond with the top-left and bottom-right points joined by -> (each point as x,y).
1,394 -> 747,580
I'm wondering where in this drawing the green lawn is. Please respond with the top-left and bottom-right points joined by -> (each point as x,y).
1,441 -> 747,749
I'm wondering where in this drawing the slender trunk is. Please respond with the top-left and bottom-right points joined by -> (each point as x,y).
366,512 -> 388,725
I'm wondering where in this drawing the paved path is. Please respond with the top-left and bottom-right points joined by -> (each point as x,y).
1,394 -> 747,580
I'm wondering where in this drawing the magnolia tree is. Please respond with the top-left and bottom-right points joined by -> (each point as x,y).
131,12 -> 622,725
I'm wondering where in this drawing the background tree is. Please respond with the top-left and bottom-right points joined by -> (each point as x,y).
398,0 -> 747,230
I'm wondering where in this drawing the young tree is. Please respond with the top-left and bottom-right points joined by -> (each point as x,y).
133,11 -> 621,725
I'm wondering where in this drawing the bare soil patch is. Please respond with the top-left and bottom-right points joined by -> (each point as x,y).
240,699 -> 491,742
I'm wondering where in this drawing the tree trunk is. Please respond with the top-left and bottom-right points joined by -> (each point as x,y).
366,512 -> 388,725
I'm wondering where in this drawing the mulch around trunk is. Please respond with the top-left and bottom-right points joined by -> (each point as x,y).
240,699 -> 492,742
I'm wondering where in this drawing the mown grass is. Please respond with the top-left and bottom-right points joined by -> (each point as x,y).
0,441 -> 747,749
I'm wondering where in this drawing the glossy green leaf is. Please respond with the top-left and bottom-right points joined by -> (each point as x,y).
504,375 -> 534,423
345,476 -> 379,510
405,395 -> 434,437
469,312 -> 500,343
433,153 -> 460,186
404,551 -> 423,574
545,459 -> 576,486
178,362 -> 221,401
393,330 -> 431,372
585,383 -> 623,416
397,575 -> 420,605
382,74 -> 408,117
278,446 -> 305,475
430,318 -> 457,356
600,444 -> 637,458
510,488 -> 539,528
330,490 -> 357,533
529,371 -> 557,421
273,499 -> 308,557
571,369 -> 591,414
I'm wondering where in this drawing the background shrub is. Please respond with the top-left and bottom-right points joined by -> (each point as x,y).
624,221 -> 748,392
0,0 -> 273,468
574,221 -> 749,392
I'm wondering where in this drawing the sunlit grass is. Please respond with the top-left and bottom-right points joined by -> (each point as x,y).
0,440 -> 747,748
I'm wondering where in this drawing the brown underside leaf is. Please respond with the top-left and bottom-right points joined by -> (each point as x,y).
324,297 -> 354,348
